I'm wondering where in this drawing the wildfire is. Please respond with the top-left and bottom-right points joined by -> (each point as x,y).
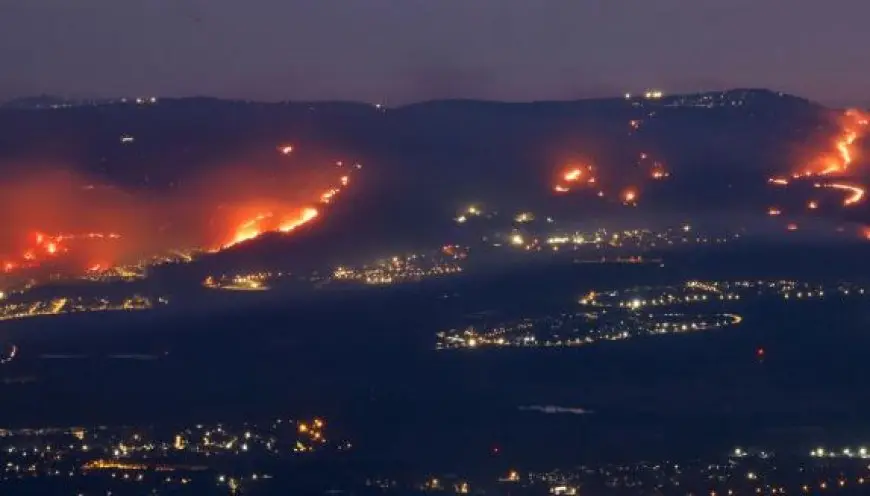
769,108 -> 869,216
0,146 -> 360,275
818,182 -> 865,206
216,156 -> 355,250
224,213 -> 273,249
805,110 -> 869,177
563,168 -> 583,182
622,188 -> 638,205
279,208 -> 319,233
2,232 -> 122,274
554,164 -> 596,193
551,144 -> 667,206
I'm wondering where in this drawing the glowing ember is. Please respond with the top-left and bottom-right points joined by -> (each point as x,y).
555,164 -> 596,193
822,182 -> 865,206
563,168 -> 583,182
650,162 -> 669,180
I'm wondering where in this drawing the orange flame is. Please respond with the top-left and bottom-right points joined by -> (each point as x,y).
799,109 -> 869,177
820,182 -> 865,206
216,159 -> 354,251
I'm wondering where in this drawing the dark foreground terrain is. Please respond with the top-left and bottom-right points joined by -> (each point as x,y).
3,243 -> 870,477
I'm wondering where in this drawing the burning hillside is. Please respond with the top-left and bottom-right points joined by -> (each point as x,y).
0,148 -> 360,278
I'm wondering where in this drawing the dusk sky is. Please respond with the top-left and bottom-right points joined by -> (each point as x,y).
2,1 -> 868,105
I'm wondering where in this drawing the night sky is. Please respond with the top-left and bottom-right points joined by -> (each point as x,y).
2,1 -> 868,105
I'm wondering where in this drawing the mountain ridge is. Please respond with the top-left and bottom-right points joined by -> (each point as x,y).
0,88 -> 825,112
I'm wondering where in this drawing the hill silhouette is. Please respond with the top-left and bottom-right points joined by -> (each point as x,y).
0,88 -> 864,269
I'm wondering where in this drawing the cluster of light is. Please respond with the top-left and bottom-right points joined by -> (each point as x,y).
810,446 -> 870,459
650,167 -> 669,180
0,295 -> 158,323
514,212 -> 535,223
203,273 -> 271,291
639,152 -> 670,180
294,418 -> 328,453
472,225 -> 737,253
0,344 -> 16,364
589,279 -> 863,309
437,311 -> 741,350
333,251 -> 465,286
83,460 -> 148,471
455,205 -> 483,224
0,418 -> 345,486
439,279 -> 870,352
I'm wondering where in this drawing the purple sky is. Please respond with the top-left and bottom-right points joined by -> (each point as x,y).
2,0 -> 868,105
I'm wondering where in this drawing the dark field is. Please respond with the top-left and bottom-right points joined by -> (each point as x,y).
2,242 -> 870,474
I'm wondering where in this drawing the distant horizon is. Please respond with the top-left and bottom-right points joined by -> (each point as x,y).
3,87 -> 862,109
4,2 -> 870,111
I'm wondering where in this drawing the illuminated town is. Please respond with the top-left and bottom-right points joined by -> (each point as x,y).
5,416 -> 870,495
0,418 -> 348,493
371,447 -> 870,495
0,294 -> 160,323
332,246 -> 467,286
437,279 -> 867,350
456,205 -> 741,252
203,273 -> 273,291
